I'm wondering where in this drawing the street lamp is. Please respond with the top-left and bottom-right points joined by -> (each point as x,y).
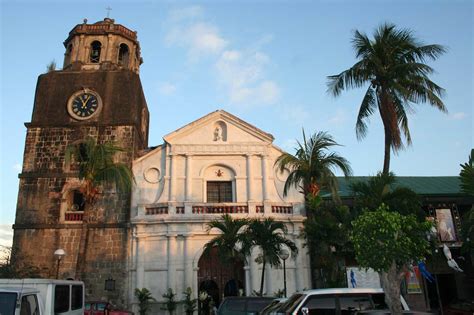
279,249 -> 290,297
54,249 -> 66,279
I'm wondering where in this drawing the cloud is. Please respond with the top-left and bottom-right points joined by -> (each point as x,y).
167,5 -> 203,23
448,112 -> 467,120
164,6 -> 279,106
0,225 -> 13,247
158,82 -> 177,95
13,163 -> 22,171
328,108 -> 348,125
165,22 -> 227,61
279,105 -> 311,125
216,50 -> 280,105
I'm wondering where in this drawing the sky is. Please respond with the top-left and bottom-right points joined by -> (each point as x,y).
0,0 -> 473,247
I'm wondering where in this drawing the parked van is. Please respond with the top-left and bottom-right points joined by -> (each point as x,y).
275,288 -> 409,315
0,279 -> 84,315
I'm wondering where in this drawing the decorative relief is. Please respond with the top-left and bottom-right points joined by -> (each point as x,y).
172,144 -> 266,155
144,167 -> 161,183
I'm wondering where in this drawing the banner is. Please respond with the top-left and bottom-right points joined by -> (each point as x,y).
346,267 -> 381,288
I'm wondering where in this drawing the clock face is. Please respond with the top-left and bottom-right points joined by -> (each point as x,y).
67,90 -> 102,120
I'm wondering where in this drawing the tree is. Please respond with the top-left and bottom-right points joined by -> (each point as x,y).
351,204 -> 433,315
302,202 -> 353,288
203,214 -> 249,287
183,287 -> 197,315
65,137 -> 134,278
350,172 -> 424,220
328,23 -> 447,174
245,218 -> 298,296
161,288 -> 177,315
459,149 -> 474,256
134,288 -> 156,315
459,149 -> 474,196
0,246 -> 42,278
275,129 -> 352,203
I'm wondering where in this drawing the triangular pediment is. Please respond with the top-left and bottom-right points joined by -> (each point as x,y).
163,110 -> 274,145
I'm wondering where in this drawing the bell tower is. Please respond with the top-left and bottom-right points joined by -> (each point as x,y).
12,18 -> 149,306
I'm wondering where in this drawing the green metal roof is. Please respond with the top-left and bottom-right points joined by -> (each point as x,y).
332,176 -> 463,198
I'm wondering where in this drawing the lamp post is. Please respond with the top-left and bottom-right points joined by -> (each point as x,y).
279,249 -> 290,297
54,249 -> 66,279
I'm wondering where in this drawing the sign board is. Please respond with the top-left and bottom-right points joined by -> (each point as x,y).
346,267 -> 381,288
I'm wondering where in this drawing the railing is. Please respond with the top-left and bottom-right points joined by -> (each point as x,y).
146,206 -> 168,215
192,205 -> 248,214
140,203 -> 296,216
65,212 -> 84,221
271,205 -> 293,214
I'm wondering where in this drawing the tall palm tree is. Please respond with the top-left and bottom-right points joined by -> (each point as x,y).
245,218 -> 298,296
275,130 -> 352,202
204,214 -> 249,268
65,137 -> 134,278
327,23 -> 447,174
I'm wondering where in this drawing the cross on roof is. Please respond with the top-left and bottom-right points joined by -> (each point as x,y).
106,6 -> 112,18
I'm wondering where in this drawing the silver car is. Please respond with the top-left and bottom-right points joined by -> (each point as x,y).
274,288 -> 409,315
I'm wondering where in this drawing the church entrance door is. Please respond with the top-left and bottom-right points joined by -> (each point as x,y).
197,246 -> 245,309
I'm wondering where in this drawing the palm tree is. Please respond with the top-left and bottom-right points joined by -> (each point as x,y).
350,172 -> 423,220
327,23 -> 447,174
65,137 -> 134,278
245,218 -> 298,296
204,214 -> 250,267
459,149 -> 474,196
275,130 -> 352,203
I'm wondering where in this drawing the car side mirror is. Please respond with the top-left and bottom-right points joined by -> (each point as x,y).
301,307 -> 309,315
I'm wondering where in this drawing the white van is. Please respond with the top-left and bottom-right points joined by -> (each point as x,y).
0,279 -> 84,315
274,288 -> 409,315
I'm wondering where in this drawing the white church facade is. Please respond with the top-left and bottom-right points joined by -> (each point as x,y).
129,110 -> 311,308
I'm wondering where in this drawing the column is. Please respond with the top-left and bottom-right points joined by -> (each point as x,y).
183,235 -> 193,291
167,235 -> 177,292
244,265 -> 251,296
294,234 -> 304,291
105,34 -> 113,62
185,155 -> 193,201
246,154 -> 255,201
261,154 -> 270,202
136,235 -> 146,290
169,154 -> 177,201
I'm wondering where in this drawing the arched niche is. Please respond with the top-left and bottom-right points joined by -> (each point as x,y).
213,121 -> 227,142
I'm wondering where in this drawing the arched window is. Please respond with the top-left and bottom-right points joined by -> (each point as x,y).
63,44 -> 73,67
118,43 -> 130,66
89,41 -> 102,63
204,165 -> 236,203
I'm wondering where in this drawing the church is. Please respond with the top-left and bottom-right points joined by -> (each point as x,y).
11,17 -> 310,311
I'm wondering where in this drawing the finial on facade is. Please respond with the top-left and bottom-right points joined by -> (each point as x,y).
83,18 -> 88,24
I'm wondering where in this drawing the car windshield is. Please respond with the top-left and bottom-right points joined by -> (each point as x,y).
247,299 -> 273,312
0,293 -> 18,315
278,293 -> 305,313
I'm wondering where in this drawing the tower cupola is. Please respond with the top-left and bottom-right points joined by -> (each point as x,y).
62,18 -> 143,73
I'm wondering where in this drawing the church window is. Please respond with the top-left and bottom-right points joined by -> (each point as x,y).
71,190 -> 85,211
89,41 -> 102,63
118,43 -> 130,66
207,181 -> 233,203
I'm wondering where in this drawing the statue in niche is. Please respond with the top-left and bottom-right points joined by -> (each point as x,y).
213,127 -> 222,141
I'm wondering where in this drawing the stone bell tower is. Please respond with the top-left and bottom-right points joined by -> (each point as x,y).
12,18 -> 149,306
